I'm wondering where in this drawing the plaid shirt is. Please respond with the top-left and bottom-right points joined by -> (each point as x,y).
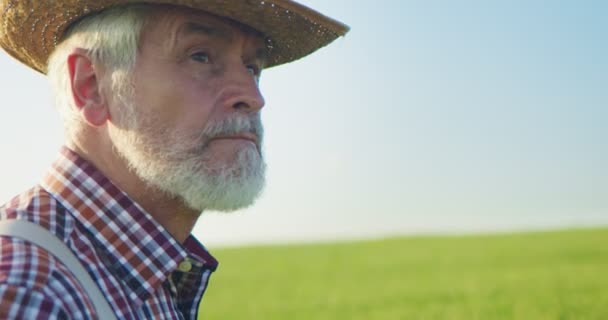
0,147 -> 218,319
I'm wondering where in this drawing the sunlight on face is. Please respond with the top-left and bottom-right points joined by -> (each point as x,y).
108,70 -> 266,213
104,8 -> 268,213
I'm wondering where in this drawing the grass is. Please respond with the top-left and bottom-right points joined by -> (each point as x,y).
198,228 -> 608,319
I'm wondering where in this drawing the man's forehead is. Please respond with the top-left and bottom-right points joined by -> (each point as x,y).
144,5 -> 269,55
150,6 -> 266,41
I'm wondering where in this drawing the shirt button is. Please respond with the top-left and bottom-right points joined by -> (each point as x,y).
178,259 -> 192,272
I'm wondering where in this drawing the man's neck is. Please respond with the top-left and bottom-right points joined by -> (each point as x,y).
67,139 -> 201,243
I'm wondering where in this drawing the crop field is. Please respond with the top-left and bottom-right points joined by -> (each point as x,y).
198,228 -> 608,319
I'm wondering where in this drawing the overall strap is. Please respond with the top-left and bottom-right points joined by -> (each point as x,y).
0,219 -> 117,320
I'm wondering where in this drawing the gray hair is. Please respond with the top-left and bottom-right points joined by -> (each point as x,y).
47,5 -> 151,139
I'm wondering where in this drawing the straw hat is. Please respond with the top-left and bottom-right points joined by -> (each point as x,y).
0,0 -> 349,73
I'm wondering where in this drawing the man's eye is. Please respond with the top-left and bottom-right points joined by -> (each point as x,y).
246,64 -> 261,76
191,52 -> 210,63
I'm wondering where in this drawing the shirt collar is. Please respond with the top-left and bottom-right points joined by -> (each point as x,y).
40,147 -> 218,305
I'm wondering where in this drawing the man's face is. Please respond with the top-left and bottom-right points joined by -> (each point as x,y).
107,7 -> 268,213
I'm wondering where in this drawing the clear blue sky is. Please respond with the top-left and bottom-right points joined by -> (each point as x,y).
1,0 -> 606,246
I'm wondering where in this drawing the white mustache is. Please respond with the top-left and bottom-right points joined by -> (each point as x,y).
199,114 -> 264,147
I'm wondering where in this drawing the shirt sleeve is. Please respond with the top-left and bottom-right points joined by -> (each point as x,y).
0,284 -> 70,319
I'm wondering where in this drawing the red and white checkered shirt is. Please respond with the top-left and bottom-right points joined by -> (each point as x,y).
0,147 -> 218,319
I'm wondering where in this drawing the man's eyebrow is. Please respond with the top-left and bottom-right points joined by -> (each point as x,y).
180,21 -> 269,65
180,22 -> 229,39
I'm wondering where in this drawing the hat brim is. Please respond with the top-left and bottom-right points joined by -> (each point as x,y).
0,0 -> 349,73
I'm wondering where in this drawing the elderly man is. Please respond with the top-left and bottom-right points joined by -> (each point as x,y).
0,1 -> 347,319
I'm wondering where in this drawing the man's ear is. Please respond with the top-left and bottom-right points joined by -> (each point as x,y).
67,49 -> 110,127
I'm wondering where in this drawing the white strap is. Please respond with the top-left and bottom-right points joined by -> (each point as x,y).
0,219 -> 117,320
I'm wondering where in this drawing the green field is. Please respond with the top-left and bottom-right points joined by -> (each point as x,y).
198,228 -> 608,319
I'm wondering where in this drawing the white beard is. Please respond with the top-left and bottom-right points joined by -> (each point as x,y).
107,97 -> 266,213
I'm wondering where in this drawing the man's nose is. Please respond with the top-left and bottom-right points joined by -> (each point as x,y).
223,66 -> 265,113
